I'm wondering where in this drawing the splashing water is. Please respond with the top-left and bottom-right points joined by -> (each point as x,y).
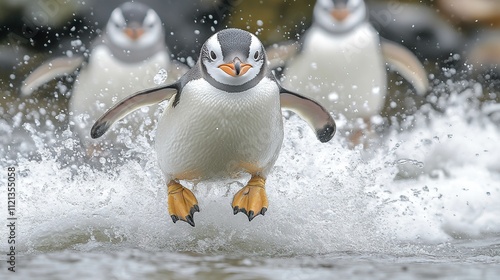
0,79 -> 499,278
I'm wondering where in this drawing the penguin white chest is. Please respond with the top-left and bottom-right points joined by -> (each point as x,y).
70,45 -> 169,144
155,78 -> 284,181
283,23 -> 387,119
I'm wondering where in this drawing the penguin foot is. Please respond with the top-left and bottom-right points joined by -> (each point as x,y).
167,181 -> 199,227
231,176 -> 268,221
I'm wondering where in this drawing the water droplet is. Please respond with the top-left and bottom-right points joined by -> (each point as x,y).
154,69 -> 168,85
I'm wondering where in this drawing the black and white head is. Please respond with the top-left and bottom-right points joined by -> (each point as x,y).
200,28 -> 267,92
105,2 -> 164,52
313,0 -> 367,33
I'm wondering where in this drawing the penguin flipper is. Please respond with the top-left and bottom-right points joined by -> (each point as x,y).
381,40 -> 430,95
91,83 -> 179,139
279,88 -> 336,143
265,41 -> 300,70
21,55 -> 84,96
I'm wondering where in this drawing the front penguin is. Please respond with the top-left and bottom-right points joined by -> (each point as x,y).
91,28 -> 336,227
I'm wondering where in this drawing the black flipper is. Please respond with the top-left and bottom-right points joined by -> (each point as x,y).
91,83 -> 179,139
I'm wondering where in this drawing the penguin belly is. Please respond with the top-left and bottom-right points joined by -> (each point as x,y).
69,45 -> 170,148
283,23 -> 387,120
155,78 -> 284,181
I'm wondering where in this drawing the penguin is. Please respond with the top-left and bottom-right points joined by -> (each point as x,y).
21,2 -> 188,156
268,0 -> 429,147
91,28 -> 336,227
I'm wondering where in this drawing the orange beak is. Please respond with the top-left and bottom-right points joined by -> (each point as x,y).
218,58 -> 252,77
124,27 -> 145,41
331,8 -> 350,22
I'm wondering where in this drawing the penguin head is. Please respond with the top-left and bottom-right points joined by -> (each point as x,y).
313,0 -> 367,33
200,29 -> 266,88
105,2 -> 164,50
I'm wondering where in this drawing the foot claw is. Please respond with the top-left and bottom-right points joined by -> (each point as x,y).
190,205 -> 200,216
231,176 -> 268,222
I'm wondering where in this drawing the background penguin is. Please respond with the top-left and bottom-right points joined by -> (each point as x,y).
367,1 -> 464,62
91,28 -> 336,227
21,2 -> 188,156
268,0 -> 429,147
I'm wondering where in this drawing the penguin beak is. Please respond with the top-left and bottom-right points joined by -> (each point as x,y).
331,8 -> 350,22
124,27 -> 145,41
218,58 -> 252,77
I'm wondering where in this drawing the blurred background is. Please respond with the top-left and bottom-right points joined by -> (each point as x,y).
0,0 -> 499,125
0,3 -> 499,277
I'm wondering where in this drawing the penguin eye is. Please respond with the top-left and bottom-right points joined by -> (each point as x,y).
254,51 -> 260,60
210,51 -> 217,60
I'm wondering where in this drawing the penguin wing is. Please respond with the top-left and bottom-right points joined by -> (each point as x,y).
91,83 -> 179,139
381,40 -> 430,95
21,55 -> 85,96
279,87 -> 336,143
265,41 -> 300,70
